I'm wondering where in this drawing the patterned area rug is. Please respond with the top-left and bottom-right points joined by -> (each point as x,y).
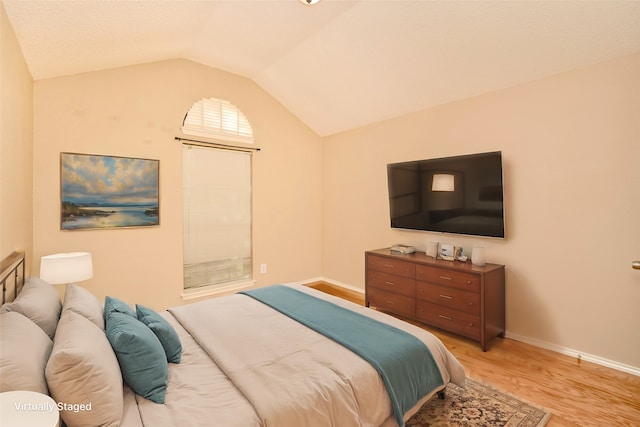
407,378 -> 551,426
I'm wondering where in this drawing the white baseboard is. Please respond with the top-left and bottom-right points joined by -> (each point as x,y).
299,277 -> 639,377
505,332 -> 640,377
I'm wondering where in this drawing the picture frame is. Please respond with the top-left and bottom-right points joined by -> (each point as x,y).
60,152 -> 159,230
439,243 -> 455,260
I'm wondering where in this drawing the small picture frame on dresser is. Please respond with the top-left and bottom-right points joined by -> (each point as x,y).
454,246 -> 464,259
439,244 -> 455,261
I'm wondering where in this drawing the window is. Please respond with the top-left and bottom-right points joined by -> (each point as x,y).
181,98 -> 254,298
182,98 -> 254,144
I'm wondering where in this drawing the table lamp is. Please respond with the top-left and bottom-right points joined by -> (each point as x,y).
40,252 -> 93,285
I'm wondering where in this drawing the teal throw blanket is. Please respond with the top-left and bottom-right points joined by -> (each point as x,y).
241,285 -> 443,427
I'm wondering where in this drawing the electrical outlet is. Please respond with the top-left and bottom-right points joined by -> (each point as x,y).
260,264 -> 267,274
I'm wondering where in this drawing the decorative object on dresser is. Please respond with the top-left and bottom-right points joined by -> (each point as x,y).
439,244 -> 455,261
390,244 -> 416,254
426,241 -> 439,258
365,248 -> 505,351
471,245 -> 486,267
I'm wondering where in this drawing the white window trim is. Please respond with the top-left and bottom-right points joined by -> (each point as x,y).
181,279 -> 256,301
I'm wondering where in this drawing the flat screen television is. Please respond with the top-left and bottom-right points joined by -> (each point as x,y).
387,151 -> 505,238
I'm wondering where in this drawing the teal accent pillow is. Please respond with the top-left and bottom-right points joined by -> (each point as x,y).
104,296 -> 136,325
136,304 -> 182,364
105,311 -> 168,404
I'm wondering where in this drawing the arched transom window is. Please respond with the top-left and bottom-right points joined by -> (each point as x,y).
182,98 -> 254,143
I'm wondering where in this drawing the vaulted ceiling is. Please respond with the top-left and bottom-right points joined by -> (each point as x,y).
4,0 -> 640,136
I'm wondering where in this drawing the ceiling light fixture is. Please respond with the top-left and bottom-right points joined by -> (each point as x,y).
299,0 -> 320,5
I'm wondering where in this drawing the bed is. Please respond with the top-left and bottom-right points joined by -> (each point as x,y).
0,251 -> 465,427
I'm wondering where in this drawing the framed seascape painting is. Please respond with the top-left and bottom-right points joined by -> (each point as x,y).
60,153 -> 159,230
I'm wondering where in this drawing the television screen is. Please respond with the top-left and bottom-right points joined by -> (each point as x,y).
387,151 -> 505,238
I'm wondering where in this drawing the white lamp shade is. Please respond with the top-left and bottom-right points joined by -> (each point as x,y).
432,174 -> 455,192
40,252 -> 93,285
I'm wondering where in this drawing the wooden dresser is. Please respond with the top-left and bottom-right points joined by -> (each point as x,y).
365,248 -> 505,351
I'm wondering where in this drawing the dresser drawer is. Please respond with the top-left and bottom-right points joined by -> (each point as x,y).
367,255 -> 415,279
416,301 -> 480,339
367,270 -> 415,298
416,283 -> 479,315
416,265 -> 479,292
367,287 -> 415,317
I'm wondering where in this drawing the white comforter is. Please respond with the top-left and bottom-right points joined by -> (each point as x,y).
127,285 -> 465,427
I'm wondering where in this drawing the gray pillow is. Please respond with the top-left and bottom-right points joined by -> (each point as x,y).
46,311 -> 123,427
0,277 -> 61,338
62,284 -> 105,330
0,311 -> 53,394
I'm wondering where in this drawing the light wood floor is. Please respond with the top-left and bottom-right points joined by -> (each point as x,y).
307,282 -> 640,427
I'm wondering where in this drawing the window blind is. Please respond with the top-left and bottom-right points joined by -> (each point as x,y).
182,98 -> 254,143
182,145 -> 252,290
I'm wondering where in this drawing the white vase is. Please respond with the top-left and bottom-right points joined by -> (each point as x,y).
426,241 -> 439,258
471,245 -> 486,266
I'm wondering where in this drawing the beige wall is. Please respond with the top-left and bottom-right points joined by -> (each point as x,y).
9,6 -> 639,371
0,3 -> 33,272
322,54 -> 640,369
33,59 -> 323,310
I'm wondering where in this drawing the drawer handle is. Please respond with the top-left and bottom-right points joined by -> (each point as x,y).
384,281 -> 395,286
439,276 -> 452,281
386,300 -> 394,305
384,264 -> 395,268
438,315 -> 452,321
469,323 -> 475,327
439,294 -> 452,299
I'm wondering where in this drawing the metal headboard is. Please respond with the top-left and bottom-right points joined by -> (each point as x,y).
0,251 -> 26,305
